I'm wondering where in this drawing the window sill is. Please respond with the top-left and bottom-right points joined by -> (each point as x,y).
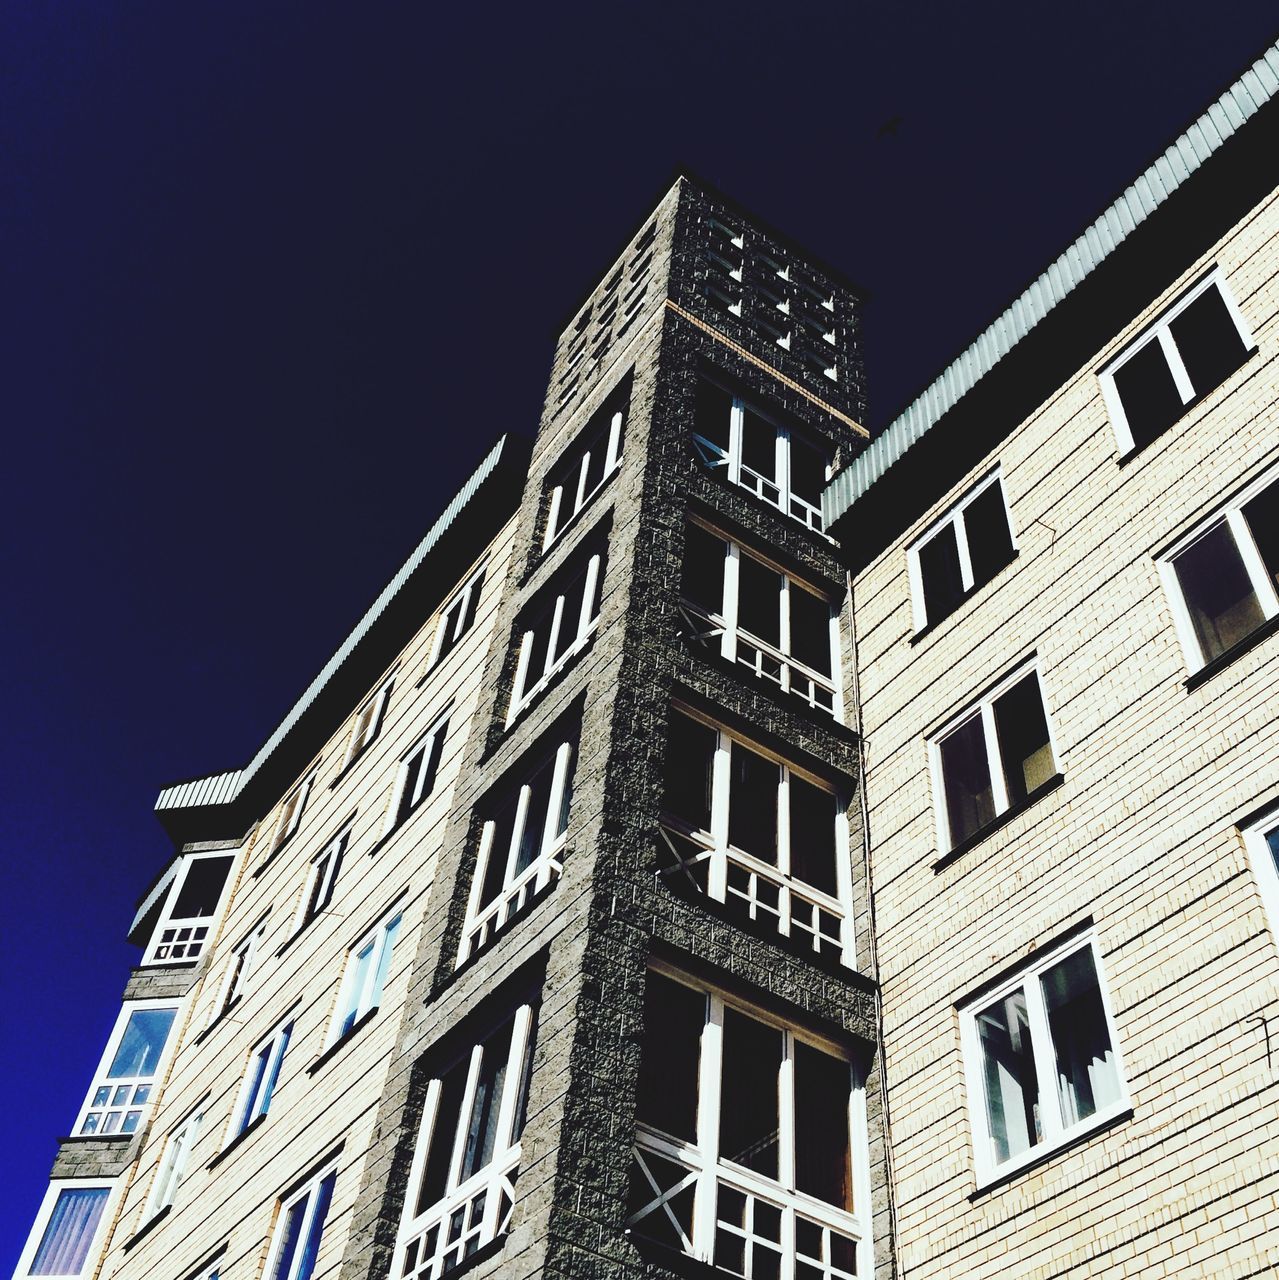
122,1205 -> 170,1253
968,1104 -> 1134,1199
909,551 -> 1020,645
207,1113 -> 266,1171
1184,613 -> 1279,691
933,774 -> 1065,871
328,748 -> 371,791
56,1131 -> 135,1146
306,1008 -> 379,1076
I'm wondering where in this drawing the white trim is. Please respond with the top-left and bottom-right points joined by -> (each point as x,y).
294,821 -> 354,933
427,560 -> 489,672
260,1161 -> 339,1280
14,1179 -> 117,1280
141,848 -> 237,966
382,707 -> 452,839
269,774 -> 314,855
146,1105 -> 203,1217
543,406 -> 626,553
1242,804 -> 1279,944
329,912 -> 403,1046
340,677 -> 395,772
227,1015 -> 294,1141
72,999 -> 181,1137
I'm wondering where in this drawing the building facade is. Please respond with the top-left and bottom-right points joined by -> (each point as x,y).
15,38 -> 1279,1280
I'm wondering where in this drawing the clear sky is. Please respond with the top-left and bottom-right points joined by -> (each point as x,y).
1,2 -> 1275,1270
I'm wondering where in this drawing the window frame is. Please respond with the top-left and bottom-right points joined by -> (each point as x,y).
1155,460 -> 1279,675
142,849 -> 236,967
260,1161 -> 339,1280
906,469 -> 1017,632
270,775 -> 314,856
73,999 -> 180,1137
146,1106 -> 203,1219
428,561 -> 489,672
294,821 -> 353,933
542,404 -> 625,553
229,1016 -> 294,1139
329,911 -> 403,1046
14,1179 -> 116,1279
1099,267 -> 1254,456
382,708 -> 452,838
1242,803 -> 1279,943
340,678 -> 394,773
209,917 -> 267,1028
958,930 -> 1129,1188
927,659 -> 1062,855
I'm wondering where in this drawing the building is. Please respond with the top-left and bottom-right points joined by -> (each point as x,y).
14,36 -> 1279,1280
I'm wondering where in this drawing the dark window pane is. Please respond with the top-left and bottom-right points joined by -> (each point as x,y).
1173,522 -> 1265,662
794,1042 -> 852,1211
1169,286 -> 1247,398
292,1171 -> 335,1280
1041,948 -> 1121,1127
171,855 -> 233,918
789,435 -> 829,508
1242,479 -> 1279,592
1113,339 -> 1183,449
479,801 -> 517,909
976,991 -> 1041,1165
719,1009 -> 781,1179
636,973 -> 705,1142
728,745 -> 779,865
418,1056 -> 469,1214
964,483 -> 1014,587
664,715 -> 717,832
1265,827 -> 1279,879
737,554 -> 783,649
510,1011 -> 539,1145
682,524 -> 726,614
552,566 -> 590,665
515,766 -> 555,877
918,525 -> 965,625
992,673 -> 1054,805
740,406 -> 778,479
789,586 -> 833,676
460,1018 -> 514,1180
580,433 -> 609,497
789,778 -> 838,895
695,381 -> 733,454
939,716 -> 995,846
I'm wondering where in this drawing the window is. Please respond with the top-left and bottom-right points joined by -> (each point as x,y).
262,1164 -> 337,1280
508,542 -> 606,723
75,1002 -> 178,1136
231,1019 -> 293,1137
384,711 -> 451,836
271,777 -> 313,855
542,393 -> 625,551
331,912 -> 402,1043
1100,270 -> 1253,454
907,471 -> 1016,631
1157,464 -> 1279,673
627,970 -> 870,1279
1242,806 -> 1279,940
296,824 -> 352,930
393,1001 -> 538,1279
658,710 -> 853,966
680,520 -> 840,716
960,931 -> 1127,1185
929,662 -> 1059,853
148,1109 -> 202,1216
15,1182 -> 112,1278
341,680 -> 394,771
144,851 -> 234,965
692,380 -> 832,533
460,738 -> 575,963
212,920 -> 266,1025
430,563 -> 488,670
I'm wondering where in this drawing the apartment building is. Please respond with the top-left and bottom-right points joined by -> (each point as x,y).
824,39 -> 1279,1280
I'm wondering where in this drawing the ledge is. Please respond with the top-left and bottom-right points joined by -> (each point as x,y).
55,1132 -> 135,1146
1184,613 -> 1279,692
908,551 -> 1020,646
206,1112 -> 266,1171
306,1008 -> 379,1077
933,774 -> 1065,872
122,1205 -> 170,1253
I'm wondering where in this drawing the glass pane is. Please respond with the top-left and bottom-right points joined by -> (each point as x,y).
737,554 -> 783,649
1173,522 -> 1265,662
460,1018 -> 515,1180
1113,338 -> 1183,449
418,1056 -> 471,1215
479,805 -> 518,909
515,768 -> 555,877
341,942 -> 374,1035
664,715 -> 717,832
292,1170 -> 336,1280
580,439 -> 608,499
269,1194 -> 307,1280
1242,479 -> 1279,593
789,777 -> 838,895
976,990 -> 1041,1165
171,855 -> 233,919
719,1009 -> 782,1179
107,1008 -> 176,1078
258,1024 -> 292,1120
240,1044 -> 271,1131
963,483 -> 1014,588
1169,285 -> 1247,398
992,672 -> 1054,805
789,434 -> 829,509
695,381 -> 733,454
682,524 -> 726,615
522,613 -> 554,690
30,1187 -> 109,1276
510,1010 -> 539,1145
552,568 -> 590,665
1041,947 -> 1121,1127
636,973 -> 705,1142
794,1041 -> 853,1210
740,405 -> 778,479
1267,826 -> 1279,879
788,586 -> 833,677
938,717 -> 995,846
728,745 -> 780,865
917,525 -> 965,624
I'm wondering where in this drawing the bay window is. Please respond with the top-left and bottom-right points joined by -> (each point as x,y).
144,851 -> 234,965
74,1001 -> 178,1136
15,1182 -> 113,1279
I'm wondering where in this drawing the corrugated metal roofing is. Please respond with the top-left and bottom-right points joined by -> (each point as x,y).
823,40 -> 1279,528
155,433 -> 515,816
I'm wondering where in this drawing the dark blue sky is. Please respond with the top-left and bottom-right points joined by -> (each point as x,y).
2,2 -> 1274,1269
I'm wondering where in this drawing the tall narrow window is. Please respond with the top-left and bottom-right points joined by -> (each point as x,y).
341,679 -> 394,772
148,1109 -> 202,1216
542,390 -> 626,551
393,1000 -> 538,1279
75,1002 -> 178,1136
907,471 -> 1016,631
680,521 -> 840,716
211,918 -> 266,1026
262,1165 -> 337,1280
296,824 -> 352,931
657,710 -> 853,966
692,380 -> 832,533
16,1183 -> 112,1278
144,851 -> 235,965
270,776 -> 314,856
385,711 -> 451,836
1100,270 -> 1253,453
231,1018 -> 294,1137
960,932 -> 1127,1185
929,662 -> 1059,853
331,913 -> 402,1043
1242,805 -> 1279,941
460,738 -> 575,962
1158,464 -> 1279,673
627,970 -> 870,1278
430,563 -> 488,671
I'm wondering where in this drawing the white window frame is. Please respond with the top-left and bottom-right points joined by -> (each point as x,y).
382,709 -> 452,838
329,912 -> 403,1046
208,918 -> 267,1028
1242,804 -> 1279,943
627,965 -> 872,1280
927,659 -> 1061,855
542,405 -> 625,552
229,1016 -> 294,1139
1099,267 -> 1254,456
341,678 -> 394,772
906,469 -> 1017,632
691,384 -> 832,534
428,561 -> 488,672
270,775 -> 314,855
659,710 -> 855,968
14,1179 -> 116,1280
959,930 -> 1129,1187
142,850 -> 236,967
1155,460 -> 1279,674
261,1162 -> 339,1280
507,549 -> 605,725
295,822 -> 353,932
73,999 -> 180,1137
679,519 -> 841,719
146,1106 -> 203,1218
459,741 -> 574,964
392,1002 -> 537,1280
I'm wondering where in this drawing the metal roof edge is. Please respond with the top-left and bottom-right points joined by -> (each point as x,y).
823,38 -> 1279,528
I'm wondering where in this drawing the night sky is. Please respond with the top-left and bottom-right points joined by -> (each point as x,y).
2,2 -> 1275,1268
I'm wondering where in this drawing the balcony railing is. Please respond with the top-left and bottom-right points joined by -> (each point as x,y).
691,434 -> 825,534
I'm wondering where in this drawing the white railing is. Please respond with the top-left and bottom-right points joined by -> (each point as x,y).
691,434 -> 826,535
462,854 -> 562,960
